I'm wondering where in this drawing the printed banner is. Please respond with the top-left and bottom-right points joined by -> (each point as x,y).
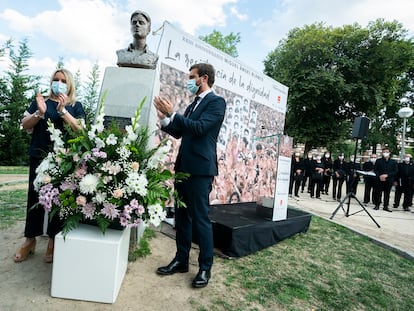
156,22 -> 291,220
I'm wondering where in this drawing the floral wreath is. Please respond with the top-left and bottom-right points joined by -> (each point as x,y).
34,93 -> 186,236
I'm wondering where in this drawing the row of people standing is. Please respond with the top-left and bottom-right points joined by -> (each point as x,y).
290,150 -> 365,199
289,151 -> 359,200
363,148 -> 413,212
290,147 -> 413,213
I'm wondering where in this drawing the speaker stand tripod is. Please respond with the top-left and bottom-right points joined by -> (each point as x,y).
329,137 -> 381,228
330,191 -> 380,228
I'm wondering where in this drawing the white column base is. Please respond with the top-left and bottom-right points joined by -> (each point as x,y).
51,224 -> 130,303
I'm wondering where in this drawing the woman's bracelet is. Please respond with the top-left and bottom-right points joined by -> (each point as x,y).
58,108 -> 68,117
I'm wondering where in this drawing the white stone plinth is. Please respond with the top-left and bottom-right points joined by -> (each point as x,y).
51,224 -> 131,303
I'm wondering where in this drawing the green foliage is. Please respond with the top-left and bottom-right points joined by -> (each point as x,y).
0,39 -> 41,165
264,19 -> 414,152
199,30 -> 241,57
0,189 -> 27,229
128,227 -> 155,261
81,62 -> 101,121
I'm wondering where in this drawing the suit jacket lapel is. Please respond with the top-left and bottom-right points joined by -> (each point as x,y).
190,92 -> 213,118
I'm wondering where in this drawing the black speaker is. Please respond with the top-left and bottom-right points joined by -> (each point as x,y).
352,116 -> 370,139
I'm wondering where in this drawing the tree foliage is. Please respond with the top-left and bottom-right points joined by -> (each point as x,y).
264,19 -> 414,155
81,62 -> 101,121
0,39 -> 41,165
0,39 -> 101,165
199,30 -> 241,57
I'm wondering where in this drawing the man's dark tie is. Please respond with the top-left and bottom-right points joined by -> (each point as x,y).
185,96 -> 200,117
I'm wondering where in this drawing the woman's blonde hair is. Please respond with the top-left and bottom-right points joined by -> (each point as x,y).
48,68 -> 76,105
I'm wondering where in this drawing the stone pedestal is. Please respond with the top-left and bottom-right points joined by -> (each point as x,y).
51,224 -> 131,303
97,67 -> 159,147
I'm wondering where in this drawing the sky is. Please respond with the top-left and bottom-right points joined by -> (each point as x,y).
1,0 -> 414,88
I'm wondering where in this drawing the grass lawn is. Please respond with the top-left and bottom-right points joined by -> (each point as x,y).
200,216 -> 414,311
1,188 -> 413,311
0,189 -> 26,229
0,166 -> 29,174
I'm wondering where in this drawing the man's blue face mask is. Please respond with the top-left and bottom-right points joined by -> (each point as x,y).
187,79 -> 200,95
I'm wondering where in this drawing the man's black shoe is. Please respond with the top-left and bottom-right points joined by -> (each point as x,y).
192,270 -> 211,288
383,207 -> 392,213
157,260 -> 189,275
373,206 -> 379,210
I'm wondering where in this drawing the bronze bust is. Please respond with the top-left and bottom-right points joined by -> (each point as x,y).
116,10 -> 159,69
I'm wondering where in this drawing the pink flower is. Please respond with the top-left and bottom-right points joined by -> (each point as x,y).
131,161 -> 139,171
101,203 -> 120,220
81,203 -> 96,219
136,204 -> 145,215
76,195 -> 87,206
42,175 -> 51,184
113,188 -> 123,198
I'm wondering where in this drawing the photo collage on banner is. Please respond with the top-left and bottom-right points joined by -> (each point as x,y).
155,22 -> 290,216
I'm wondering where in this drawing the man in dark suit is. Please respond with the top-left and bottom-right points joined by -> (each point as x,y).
153,63 -> 226,288
374,147 -> 398,212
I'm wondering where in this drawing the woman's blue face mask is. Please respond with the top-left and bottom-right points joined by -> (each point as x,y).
51,81 -> 68,95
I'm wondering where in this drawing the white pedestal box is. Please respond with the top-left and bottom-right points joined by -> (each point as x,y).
51,224 -> 131,303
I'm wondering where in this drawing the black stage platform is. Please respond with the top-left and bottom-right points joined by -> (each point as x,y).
210,202 -> 312,258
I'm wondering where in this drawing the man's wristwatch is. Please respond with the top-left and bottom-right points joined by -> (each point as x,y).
165,111 -> 173,117
58,108 -> 68,117
34,110 -> 45,119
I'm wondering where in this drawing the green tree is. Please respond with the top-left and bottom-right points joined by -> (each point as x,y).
81,62 -> 100,121
0,39 -> 41,165
199,30 -> 241,57
264,19 -> 414,154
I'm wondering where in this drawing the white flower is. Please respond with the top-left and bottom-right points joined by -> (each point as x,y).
121,125 -> 138,145
102,161 -> 122,175
95,114 -> 105,132
33,154 -> 57,191
125,172 -> 148,196
147,203 -> 166,227
117,146 -> 131,160
48,123 -> 64,151
148,141 -> 171,169
106,133 -> 117,145
94,191 -> 107,204
79,174 -> 99,194
88,129 -> 96,140
94,137 -> 105,149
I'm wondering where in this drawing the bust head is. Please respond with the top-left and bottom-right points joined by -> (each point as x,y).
130,10 -> 151,41
116,10 -> 159,69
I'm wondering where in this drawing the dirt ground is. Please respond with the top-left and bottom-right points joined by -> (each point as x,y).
1,177 -> 413,310
0,221 -> 229,311
0,179 -> 227,311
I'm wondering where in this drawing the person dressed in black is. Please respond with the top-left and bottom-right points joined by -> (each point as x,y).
310,154 -> 325,199
321,151 -> 332,195
301,151 -> 313,193
289,150 -> 304,197
373,147 -> 398,212
14,69 -> 86,263
393,154 -> 414,211
362,154 -> 377,205
154,63 -> 226,288
346,155 -> 361,195
332,153 -> 347,201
